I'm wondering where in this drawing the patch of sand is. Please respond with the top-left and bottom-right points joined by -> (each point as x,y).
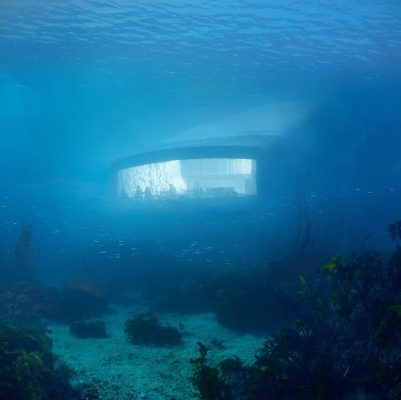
49,306 -> 266,400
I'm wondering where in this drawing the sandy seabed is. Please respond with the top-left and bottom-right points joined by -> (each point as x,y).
49,306 -> 266,400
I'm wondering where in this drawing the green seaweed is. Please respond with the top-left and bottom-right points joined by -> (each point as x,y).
0,323 -> 77,400
190,342 -> 225,400
124,312 -> 182,346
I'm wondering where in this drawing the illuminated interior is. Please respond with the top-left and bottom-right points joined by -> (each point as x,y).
117,158 -> 257,198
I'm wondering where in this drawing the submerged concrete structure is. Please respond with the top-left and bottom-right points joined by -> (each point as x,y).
111,100 -> 313,199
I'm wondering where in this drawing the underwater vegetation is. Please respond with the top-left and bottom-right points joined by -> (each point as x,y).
0,279 -> 110,325
13,224 -> 38,283
205,271 -> 293,333
1,225 -> 110,324
0,282 -> 60,322
0,323 -> 78,400
191,221 -> 401,400
152,269 -> 293,334
0,226 -> 60,322
191,341 -> 226,400
125,312 -> 182,346
0,224 -> 38,288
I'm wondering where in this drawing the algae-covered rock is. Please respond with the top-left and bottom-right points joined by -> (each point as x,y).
124,312 -> 182,346
0,282 -> 60,322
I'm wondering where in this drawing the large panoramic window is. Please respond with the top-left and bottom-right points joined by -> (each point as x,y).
117,158 -> 257,198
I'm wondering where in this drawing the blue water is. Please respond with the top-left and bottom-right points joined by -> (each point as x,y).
1,1 -> 401,399
0,0 -> 400,262
1,0 -> 400,178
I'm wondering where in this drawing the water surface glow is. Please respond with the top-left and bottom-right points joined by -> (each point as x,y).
0,0 -> 400,73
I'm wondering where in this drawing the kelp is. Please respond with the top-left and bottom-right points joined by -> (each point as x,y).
0,323 -> 78,400
190,342 -> 225,400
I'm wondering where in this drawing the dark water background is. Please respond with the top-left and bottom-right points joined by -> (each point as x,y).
1,0 -> 401,287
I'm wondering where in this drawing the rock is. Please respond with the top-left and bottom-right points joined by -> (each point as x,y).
69,319 -> 107,339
